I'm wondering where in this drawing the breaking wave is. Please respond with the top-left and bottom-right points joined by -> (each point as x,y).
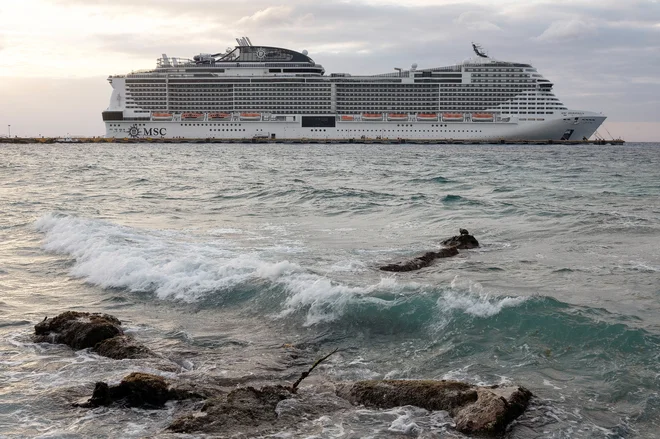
34,213 -> 528,328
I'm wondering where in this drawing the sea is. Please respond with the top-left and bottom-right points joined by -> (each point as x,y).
1,142 -> 659,438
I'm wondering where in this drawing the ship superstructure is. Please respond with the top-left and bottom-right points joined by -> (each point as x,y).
103,39 -> 605,141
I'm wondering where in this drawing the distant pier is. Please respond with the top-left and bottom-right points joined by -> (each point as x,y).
1,137 -> 625,146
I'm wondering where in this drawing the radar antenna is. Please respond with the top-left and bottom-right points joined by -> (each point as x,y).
471,42 -> 489,58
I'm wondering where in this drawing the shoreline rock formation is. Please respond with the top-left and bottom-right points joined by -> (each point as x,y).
337,380 -> 532,436
37,309 -> 533,437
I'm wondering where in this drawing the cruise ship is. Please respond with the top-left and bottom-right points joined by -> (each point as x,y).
103,39 -> 605,141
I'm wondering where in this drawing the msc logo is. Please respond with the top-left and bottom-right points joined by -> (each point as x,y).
144,127 -> 167,136
128,124 -> 167,138
128,124 -> 140,138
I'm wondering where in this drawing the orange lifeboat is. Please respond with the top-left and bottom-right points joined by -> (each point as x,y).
471,113 -> 494,122
208,112 -> 231,120
340,115 -> 355,121
416,113 -> 438,121
442,113 -> 464,122
362,113 -> 383,121
152,112 -> 173,120
387,113 -> 408,121
240,112 -> 261,120
181,112 -> 204,120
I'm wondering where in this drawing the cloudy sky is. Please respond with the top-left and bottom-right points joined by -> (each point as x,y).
0,0 -> 658,140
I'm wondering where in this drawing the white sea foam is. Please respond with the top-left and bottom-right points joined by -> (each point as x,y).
278,271 -> 526,326
543,379 -> 563,390
388,414 -> 421,435
438,290 -> 528,318
208,227 -> 247,235
278,275 -> 406,326
329,259 -> 367,273
440,276 -> 528,317
35,213 -> 303,302
628,261 -> 659,273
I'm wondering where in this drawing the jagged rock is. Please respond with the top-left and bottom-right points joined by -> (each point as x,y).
167,380 -> 225,401
380,247 -> 459,272
117,372 -> 171,407
85,382 -> 113,407
169,385 -> 291,434
379,228 -> 480,272
78,372 -> 171,408
94,335 -> 154,359
442,229 -> 480,249
336,380 -> 532,436
336,379 -> 477,412
34,311 -> 123,350
453,386 -> 533,435
34,312 -> 154,360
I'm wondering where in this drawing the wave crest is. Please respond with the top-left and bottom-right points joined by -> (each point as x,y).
35,214 -> 527,328
35,213 -> 301,302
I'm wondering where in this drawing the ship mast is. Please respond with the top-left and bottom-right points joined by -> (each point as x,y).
471,42 -> 489,58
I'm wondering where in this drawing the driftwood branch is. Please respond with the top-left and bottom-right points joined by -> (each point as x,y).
290,348 -> 339,394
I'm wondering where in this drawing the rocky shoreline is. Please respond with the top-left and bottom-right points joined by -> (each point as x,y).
34,311 -> 533,437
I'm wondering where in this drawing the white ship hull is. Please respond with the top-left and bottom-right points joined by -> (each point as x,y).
105,112 -> 605,142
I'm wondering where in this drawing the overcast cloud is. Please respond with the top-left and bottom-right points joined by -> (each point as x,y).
0,0 -> 658,140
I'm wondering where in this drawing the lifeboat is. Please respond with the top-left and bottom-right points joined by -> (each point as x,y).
240,112 -> 261,121
442,113 -> 464,122
387,113 -> 408,121
471,113 -> 494,122
181,112 -> 204,120
362,113 -> 383,121
208,112 -> 231,120
340,115 -> 355,121
416,113 -> 438,121
152,112 -> 173,120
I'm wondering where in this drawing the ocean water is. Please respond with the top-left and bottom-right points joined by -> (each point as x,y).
1,142 -> 659,438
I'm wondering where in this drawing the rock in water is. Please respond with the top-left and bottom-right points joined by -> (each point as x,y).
442,230 -> 480,249
94,335 -> 153,359
169,385 -> 291,434
379,228 -> 479,272
34,311 -> 123,350
86,382 -> 113,407
117,372 -> 171,407
79,372 -> 171,408
453,386 -> 533,435
34,311 -> 154,360
336,380 -> 477,412
380,247 -> 459,272
336,380 -> 532,436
